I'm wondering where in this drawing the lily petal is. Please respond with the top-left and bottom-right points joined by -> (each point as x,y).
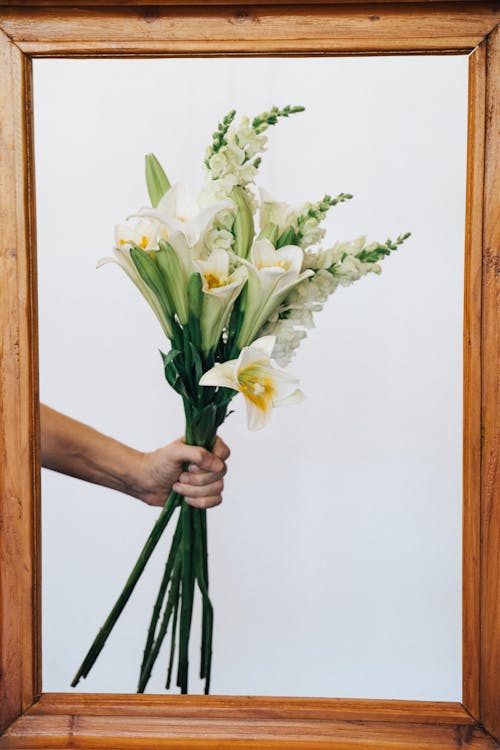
245,397 -> 273,431
199,361 -> 238,390
250,335 -> 276,359
276,388 -> 306,407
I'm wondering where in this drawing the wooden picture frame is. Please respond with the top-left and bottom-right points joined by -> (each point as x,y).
0,2 -> 498,747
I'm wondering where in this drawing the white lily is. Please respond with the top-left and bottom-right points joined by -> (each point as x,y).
114,219 -> 162,251
259,189 -> 297,236
97,247 -> 173,339
132,182 -> 235,248
236,238 -> 313,347
194,249 -> 247,354
199,335 -> 304,431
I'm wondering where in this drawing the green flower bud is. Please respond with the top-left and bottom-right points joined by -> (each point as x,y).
130,245 -> 174,320
187,272 -> 203,319
258,222 -> 279,246
230,186 -> 254,259
156,240 -> 189,325
145,153 -> 171,208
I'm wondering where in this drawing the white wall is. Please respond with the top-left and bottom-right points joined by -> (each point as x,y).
34,56 -> 467,698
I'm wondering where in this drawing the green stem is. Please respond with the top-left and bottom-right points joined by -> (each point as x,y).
166,594 -> 180,690
71,490 -> 181,687
199,509 -> 209,679
139,516 -> 182,682
137,551 -> 182,693
177,502 -> 196,693
194,510 -> 213,694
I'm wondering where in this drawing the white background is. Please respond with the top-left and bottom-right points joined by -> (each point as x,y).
34,56 -> 467,699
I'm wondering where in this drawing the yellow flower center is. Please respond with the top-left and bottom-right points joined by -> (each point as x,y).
257,259 -> 289,271
238,366 -> 275,411
118,235 -> 149,249
205,273 -> 229,289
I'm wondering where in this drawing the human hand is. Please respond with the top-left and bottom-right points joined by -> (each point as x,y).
136,436 -> 230,509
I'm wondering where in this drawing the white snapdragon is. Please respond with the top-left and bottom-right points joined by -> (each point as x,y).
287,269 -> 338,309
233,116 -> 267,158
263,235 -> 387,364
335,255 -> 381,286
303,236 -> 370,271
199,175 -> 239,205
207,144 -> 258,187
297,216 -> 325,249
204,227 -> 234,255
264,318 -> 307,367
286,306 -> 315,329
330,236 -> 366,260
302,248 -> 332,271
207,150 -> 232,179
205,116 -> 267,192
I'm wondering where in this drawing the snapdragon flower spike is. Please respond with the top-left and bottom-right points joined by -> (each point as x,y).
199,336 -> 304,431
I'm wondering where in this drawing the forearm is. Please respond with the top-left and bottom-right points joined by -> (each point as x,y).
40,404 -> 145,499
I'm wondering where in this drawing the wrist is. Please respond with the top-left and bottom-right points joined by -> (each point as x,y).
119,447 -> 151,502
127,449 -> 164,505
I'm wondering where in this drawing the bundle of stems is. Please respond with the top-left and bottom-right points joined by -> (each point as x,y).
137,497 -> 213,693
72,390 -> 230,694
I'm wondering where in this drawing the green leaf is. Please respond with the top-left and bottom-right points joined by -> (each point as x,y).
189,343 -> 203,386
276,226 -> 297,248
160,349 -> 190,398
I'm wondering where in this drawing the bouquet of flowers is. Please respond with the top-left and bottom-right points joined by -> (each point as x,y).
71,105 -> 410,695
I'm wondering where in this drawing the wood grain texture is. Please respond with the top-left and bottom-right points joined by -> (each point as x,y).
0,27 -> 40,734
1,4 -> 499,57
0,0 -> 496,6
2,696 -> 498,750
0,2 -> 499,748
481,21 -> 500,743
27,694 -> 476,723
462,41 -> 486,720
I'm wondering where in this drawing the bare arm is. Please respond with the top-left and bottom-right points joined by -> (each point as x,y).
40,404 -> 230,509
